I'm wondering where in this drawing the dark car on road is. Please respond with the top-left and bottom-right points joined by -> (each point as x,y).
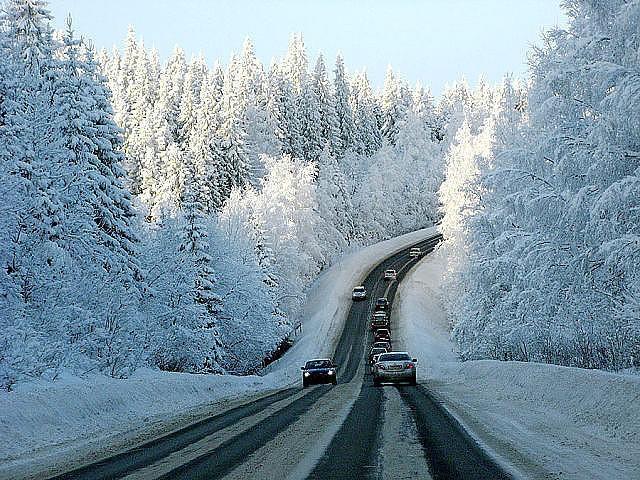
372,340 -> 392,351
374,328 -> 391,343
374,297 -> 389,312
301,358 -> 338,388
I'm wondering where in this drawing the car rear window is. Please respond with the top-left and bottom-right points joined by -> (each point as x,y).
379,353 -> 411,361
371,348 -> 387,355
305,360 -> 332,368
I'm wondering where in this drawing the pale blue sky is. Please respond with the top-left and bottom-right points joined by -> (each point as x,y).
49,0 -> 567,95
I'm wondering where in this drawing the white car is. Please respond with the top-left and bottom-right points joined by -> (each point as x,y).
352,285 -> 367,300
373,352 -> 417,385
409,247 -> 421,258
383,269 -> 397,280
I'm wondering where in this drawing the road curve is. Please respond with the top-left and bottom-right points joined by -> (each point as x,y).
48,232 -> 513,480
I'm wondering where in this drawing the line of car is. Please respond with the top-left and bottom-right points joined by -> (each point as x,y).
301,245 -> 423,388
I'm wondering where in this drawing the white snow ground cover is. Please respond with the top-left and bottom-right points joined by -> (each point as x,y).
394,244 -> 640,480
0,227 -> 436,479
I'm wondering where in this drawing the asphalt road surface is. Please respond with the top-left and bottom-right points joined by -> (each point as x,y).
49,232 -> 512,480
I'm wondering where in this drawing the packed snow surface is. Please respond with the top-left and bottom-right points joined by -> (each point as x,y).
394,245 -> 640,480
0,227 -> 436,479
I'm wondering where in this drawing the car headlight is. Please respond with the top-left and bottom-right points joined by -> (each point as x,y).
329,369 -> 336,375
303,372 -> 310,377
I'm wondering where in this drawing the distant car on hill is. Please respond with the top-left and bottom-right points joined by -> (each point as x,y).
369,347 -> 388,364
374,328 -> 391,343
383,269 -> 397,280
352,285 -> 367,300
370,311 -> 390,330
372,340 -> 392,351
374,297 -> 389,312
409,247 -> 421,258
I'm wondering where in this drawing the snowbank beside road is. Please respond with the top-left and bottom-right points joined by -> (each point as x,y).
0,227 -> 436,479
395,246 -> 640,480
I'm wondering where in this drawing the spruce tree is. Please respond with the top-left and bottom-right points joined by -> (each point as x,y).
332,54 -> 354,158
311,55 -> 339,161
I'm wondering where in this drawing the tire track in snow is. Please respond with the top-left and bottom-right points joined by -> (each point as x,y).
379,387 -> 433,480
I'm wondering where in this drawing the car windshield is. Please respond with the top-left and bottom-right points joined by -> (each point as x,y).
379,353 -> 411,361
371,348 -> 386,355
354,287 -> 365,291
305,360 -> 332,369
376,298 -> 387,304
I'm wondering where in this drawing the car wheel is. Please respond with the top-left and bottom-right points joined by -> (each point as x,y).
410,375 -> 417,386
332,380 -> 337,385
303,380 -> 308,388
373,378 -> 381,386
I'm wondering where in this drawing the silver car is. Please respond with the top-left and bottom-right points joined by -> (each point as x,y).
373,352 -> 417,385
352,285 -> 367,300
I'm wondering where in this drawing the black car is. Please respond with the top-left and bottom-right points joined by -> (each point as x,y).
301,358 -> 338,388
374,297 -> 389,312
374,328 -> 391,343
373,340 -> 392,351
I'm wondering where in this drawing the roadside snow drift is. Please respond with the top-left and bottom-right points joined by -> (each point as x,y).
395,245 -> 640,480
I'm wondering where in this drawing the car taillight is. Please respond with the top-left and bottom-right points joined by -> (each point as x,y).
377,364 -> 385,370
406,363 -> 414,369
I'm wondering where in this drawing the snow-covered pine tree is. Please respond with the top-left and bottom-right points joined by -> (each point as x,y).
179,170 -> 224,371
299,77 -> 323,163
412,83 -> 442,141
380,66 -> 412,145
185,65 -> 226,212
178,54 -> 208,144
350,70 -> 382,156
237,38 -> 278,185
50,17 -> 144,376
266,62 -> 303,160
311,54 -> 339,160
218,54 -> 251,197
316,146 -> 355,245
283,33 -> 307,95
332,54 -> 354,158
